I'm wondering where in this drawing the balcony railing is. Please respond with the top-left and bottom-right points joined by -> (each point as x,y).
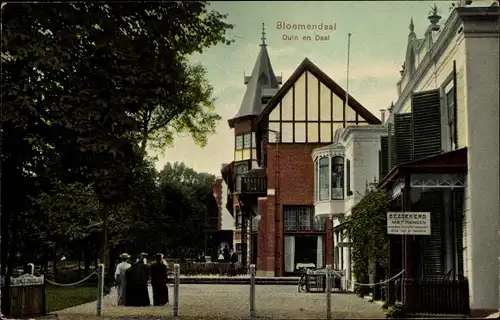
241,176 -> 267,195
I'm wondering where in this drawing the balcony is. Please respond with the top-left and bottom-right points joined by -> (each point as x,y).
241,176 -> 267,195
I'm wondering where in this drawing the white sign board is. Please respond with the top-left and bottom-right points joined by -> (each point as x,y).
387,212 -> 431,235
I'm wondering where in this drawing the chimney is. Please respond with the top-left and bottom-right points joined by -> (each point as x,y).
380,109 -> 386,123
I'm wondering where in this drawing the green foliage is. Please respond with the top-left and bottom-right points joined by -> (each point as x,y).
346,190 -> 389,295
385,300 -> 405,318
1,3 -> 231,313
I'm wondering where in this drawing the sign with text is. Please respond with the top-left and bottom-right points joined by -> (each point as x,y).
387,212 -> 431,235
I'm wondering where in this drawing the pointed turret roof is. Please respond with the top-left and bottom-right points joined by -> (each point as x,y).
229,23 -> 280,127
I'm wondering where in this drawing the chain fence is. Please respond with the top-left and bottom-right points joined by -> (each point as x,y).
45,269 -> 100,287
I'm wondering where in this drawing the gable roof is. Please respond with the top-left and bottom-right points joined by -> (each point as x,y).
253,58 -> 381,126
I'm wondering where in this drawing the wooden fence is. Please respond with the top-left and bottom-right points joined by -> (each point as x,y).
404,278 -> 470,315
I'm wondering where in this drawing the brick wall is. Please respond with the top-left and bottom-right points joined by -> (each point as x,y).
258,142 -> 332,276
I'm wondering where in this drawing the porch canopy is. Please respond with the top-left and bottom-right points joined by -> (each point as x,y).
378,147 -> 468,200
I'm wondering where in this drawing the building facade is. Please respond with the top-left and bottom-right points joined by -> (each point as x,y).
312,125 -> 387,288
221,28 -> 381,276
365,3 -> 498,312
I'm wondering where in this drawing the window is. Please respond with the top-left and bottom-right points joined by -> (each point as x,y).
235,207 -> 242,229
331,156 -> 344,200
318,157 -> 329,201
261,96 -> 272,104
235,133 -> 257,161
314,160 -> 319,201
284,207 -> 323,232
346,159 -> 351,196
235,163 -> 248,192
243,133 -> 251,148
236,135 -> 244,149
298,209 -> 311,230
445,85 -> 457,151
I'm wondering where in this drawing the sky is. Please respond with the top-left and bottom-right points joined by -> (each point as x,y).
153,1 -> 457,176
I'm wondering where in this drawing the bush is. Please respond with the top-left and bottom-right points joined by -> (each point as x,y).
385,301 -> 405,318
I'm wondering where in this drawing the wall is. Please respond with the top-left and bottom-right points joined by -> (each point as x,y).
463,31 -> 499,310
398,20 -> 468,149
220,180 -> 234,230
390,9 -> 499,310
257,142 -> 330,276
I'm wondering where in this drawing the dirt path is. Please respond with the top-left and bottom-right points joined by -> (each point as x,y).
55,285 -> 385,319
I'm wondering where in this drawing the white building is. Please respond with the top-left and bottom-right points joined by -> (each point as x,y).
313,2 -> 499,311
387,3 -> 499,311
312,125 -> 387,289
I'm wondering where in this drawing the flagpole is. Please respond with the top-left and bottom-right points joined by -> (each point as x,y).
344,33 -> 352,128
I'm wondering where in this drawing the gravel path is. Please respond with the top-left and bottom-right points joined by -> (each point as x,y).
55,285 -> 385,319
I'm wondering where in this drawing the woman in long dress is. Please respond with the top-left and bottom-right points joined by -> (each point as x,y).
114,253 -> 131,305
151,253 -> 169,306
125,255 -> 151,306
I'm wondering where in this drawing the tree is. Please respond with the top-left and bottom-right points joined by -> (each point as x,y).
1,3 -> 232,313
156,162 -> 216,257
346,190 -> 389,296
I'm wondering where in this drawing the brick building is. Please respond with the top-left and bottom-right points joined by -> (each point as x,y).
221,28 -> 381,276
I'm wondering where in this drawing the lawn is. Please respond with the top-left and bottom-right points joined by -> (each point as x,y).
46,284 -> 101,313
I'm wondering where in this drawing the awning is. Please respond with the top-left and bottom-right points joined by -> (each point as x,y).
378,147 -> 468,189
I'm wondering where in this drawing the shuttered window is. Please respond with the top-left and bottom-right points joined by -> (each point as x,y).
394,113 -> 413,165
421,191 -> 445,279
411,89 -> 441,160
379,136 -> 389,179
388,123 -> 396,172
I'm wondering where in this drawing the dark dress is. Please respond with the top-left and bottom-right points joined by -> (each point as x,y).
150,262 -> 169,306
223,248 -> 229,261
125,262 -> 150,306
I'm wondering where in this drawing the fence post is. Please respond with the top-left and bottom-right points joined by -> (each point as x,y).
173,264 -> 180,317
249,264 -> 256,318
326,265 -> 332,320
96,264 -> 104,317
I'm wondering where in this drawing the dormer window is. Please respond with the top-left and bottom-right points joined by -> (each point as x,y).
261,96 -> 272,104
259,73 -> 268,85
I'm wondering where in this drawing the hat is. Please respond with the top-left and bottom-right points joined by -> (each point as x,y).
141,252 -> 148,257
120,253 -> 130,259
156,253 -> 164,259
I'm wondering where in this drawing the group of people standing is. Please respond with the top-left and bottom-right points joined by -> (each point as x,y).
218,245 -> 239,276
114,252 -> 169,307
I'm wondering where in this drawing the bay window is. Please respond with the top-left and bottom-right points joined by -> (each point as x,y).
331,156 -> 344,199
234,133 -> 257,161
318,157 -> 329,200
315,156 -> 346,201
